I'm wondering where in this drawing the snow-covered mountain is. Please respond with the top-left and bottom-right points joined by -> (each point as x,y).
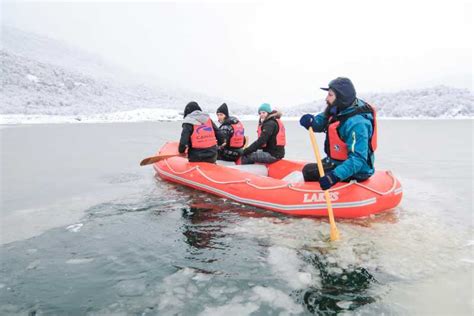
1,27 -> 249,123
1,26 -> 127,83
1,27 -> 472,124
287,86 -> 473,119
1,50 -> 185,115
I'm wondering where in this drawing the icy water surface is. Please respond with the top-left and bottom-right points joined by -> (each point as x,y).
0,120 -> 472,315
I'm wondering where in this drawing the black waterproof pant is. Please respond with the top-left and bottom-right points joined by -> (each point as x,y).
302,161 -> 335,182
217,148 -> 242,162
302,160 -> 372,182
241,150 -> 279,164
188,154 -> 217,163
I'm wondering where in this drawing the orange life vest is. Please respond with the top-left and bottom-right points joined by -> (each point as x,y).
257,118 -> 286,147
190,118 -> 217,149
229,121 -> 245,148
327,103 -> 377,161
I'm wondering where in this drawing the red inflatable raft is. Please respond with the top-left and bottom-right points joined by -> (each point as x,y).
152,142 -> 403,218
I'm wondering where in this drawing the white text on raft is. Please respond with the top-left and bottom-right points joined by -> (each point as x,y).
303,192 -> 339,203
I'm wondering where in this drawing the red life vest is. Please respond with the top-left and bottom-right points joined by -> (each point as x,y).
190,118 -> 217,149
327,104 -> 377,161
229,121 -> 245,148
257,118 -> 286,147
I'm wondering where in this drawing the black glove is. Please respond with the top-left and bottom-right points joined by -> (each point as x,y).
299,114 -> 314,129
319,171 -> 340,190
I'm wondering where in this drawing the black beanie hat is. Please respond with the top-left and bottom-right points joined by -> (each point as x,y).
216,103 -> 229,118
183,101 -> 201,118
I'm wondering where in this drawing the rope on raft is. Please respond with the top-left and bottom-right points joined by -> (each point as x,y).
161,159 -> 399,196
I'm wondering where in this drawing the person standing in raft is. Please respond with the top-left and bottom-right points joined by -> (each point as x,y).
299,77 -> 377,190
240,103 -> 286,164
215,103 -> 246,162
179,101 -> 224,163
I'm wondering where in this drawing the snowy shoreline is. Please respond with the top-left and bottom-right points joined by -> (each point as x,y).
1,110 -> 472,125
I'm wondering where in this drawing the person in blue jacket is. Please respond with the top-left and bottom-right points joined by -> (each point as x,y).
299,77 -> 377,190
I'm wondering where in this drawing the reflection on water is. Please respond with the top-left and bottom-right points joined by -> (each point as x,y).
180,198 -> 279,251
299,254 -> 377,314
182,206 -> 223,250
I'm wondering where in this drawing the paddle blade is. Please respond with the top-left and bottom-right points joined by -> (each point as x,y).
139,153 -> 184,166
330,226 -> 340,241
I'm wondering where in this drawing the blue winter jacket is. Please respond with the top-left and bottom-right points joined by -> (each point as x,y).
310,99 -> 375,181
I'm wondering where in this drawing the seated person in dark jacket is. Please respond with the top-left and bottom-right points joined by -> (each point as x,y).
215,103 -> 246,162
241,103 -> 286,164
179,101 -> 223,163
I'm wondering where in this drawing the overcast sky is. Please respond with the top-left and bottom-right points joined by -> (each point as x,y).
2,0 -> 472,106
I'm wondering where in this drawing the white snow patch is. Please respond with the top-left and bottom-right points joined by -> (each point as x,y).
114,279 -> 147,297
66,258 -> 94,264
157,268 -> 204,313
192,273 -> 213,282
86,108 -> 182,122
207,286 -> 227,300
267,246 -> 315,289
26,74 -> 38,82
224,216 -> 326,250
464,240 -> 474,247
26,260 -> 41,270
252,286 -> 304,314
199,302 -> 259,316
336,300 -> 353,309
0,108 -> 183,124
66,223 -> 83,232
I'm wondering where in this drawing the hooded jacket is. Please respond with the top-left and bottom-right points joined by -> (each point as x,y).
243,111 -> 285,159
309,99 -> 375,181
179,110 -> 223,162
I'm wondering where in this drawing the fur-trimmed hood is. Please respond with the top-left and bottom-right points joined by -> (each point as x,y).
261,110 -> 282,123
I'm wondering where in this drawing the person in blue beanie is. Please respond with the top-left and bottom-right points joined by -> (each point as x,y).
299,77 -> 378,190
240,103 -> 286,164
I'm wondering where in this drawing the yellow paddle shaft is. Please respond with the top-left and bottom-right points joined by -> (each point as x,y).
308,127 -> 340,241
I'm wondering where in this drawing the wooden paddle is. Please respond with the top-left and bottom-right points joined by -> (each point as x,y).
140,153 -> 185,166
141,135 -> 248,167
308,127 -> 340,241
